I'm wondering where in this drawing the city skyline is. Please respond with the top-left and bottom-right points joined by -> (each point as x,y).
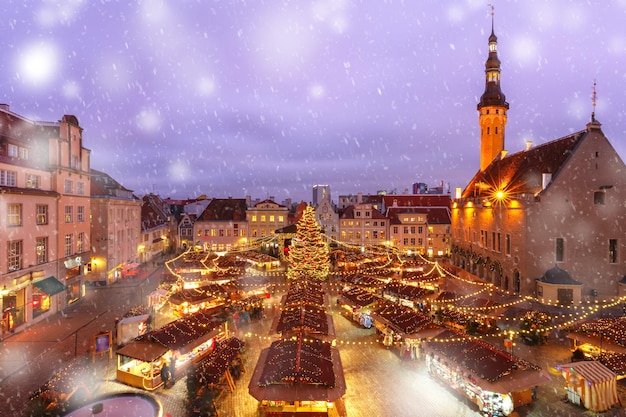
1,1 -> 625,202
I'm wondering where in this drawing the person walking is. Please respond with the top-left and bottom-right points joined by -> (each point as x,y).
170,355 -> 177,386
160,361 -> 170,388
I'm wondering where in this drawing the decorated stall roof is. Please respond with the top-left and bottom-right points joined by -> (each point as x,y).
383,283 -> 431,301
567,317 -> 626,350
137,311 -> 223,353
340,274 -> 384,287
259,336 -> 334,387
196,337 -> 244,385
425,330 -> 543,383
168,284 -> 226,305
272,304 -> 333,337
282,287 -> 327,307
339,287 -> 381,307
371,304 -> 439,337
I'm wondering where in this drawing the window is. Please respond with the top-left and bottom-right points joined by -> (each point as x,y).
506,234 -> 511,255
278,215 -> 284,222
393,226 -> 398,234
609,239 -> 618,264
251,215 -> 257,222
36,204 -> 48,225
8,144 -> 18,157
594,191 -> 605,205
76,182 -> 85,195
64,205 -> 73,223
77,206 -> 85,222
260,215 -> 266,222
556,238 -> 564,262
19,147 -> 28,159
77,232 -> 85,253
26,174 -> 40,189
8,240 -> 23,271
64,179 -> 73,193
36,237 -> 48,264
356,211 -> 361,217
64,234 -> 73,257
0,169 -> 17,186
8,203 -> 22,226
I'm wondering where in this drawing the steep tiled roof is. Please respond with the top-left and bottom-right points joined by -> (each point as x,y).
197,198 -> 247,221
386,206 -> 451,225
462,131 -> 586,199
90,169 -> 134,197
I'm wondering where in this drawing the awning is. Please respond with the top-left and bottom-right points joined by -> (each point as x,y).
33,276 -> 66,296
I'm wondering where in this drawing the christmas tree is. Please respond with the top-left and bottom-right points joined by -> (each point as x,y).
287,205 -> 330,281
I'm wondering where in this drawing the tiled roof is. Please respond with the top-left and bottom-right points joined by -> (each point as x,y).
386,206 -> 451,224
536,265 -> 582,285
197,198 -> 247,221
462,130 -> 586,199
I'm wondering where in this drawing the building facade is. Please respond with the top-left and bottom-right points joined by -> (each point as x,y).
339,203 -> 388,247
450,22 -> 626,303
194,198 -> 248,252
1,106 -> 91,336
89,169 -> 141,285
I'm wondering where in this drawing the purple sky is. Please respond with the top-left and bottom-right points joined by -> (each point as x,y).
1,1 -> 625,203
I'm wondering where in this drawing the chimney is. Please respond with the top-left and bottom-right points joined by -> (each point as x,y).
525,141 -> 533,151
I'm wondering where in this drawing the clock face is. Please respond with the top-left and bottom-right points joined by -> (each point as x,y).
322,206 -> 328,213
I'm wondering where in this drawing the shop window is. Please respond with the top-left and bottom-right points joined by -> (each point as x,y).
32,288 -> 51,318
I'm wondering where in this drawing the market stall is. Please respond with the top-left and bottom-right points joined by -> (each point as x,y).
337,287 -> 381,328
116,311 -> 225,390
423,330 -> 551,416
269,303 -> 335,341
116,314 -> 150,346
248,334 -> 346,416
167,284 -> 226,316
554,361 -> 620,413
196,337 -> 245,392
371,303 -> 443,358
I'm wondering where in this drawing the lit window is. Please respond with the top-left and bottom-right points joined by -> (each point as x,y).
64,234 -> 73,257
64,205 -> 73,223
8,240 -> 23,271
8,203 -> 22,226
37,204 -> 48,225
26,174 -> 40,189
36,237 -> 48,264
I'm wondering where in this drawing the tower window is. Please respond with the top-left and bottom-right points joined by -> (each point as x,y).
487,127 -> 490,135
495,127 -> 498,134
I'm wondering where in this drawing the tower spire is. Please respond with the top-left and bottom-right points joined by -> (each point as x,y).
477,5 -> 509,172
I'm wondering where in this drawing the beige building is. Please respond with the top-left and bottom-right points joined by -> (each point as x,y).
194,198 -> 248,252
1,106 -> 91,335
89,169 -> 141,285
339,203 -> 388,247
315,197 -> 339,243
384,195 -> 452,257
246,199 -> 289,239
450,23 -> 626,304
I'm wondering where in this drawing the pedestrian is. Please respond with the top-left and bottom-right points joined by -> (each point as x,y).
160,361 -> 170,388
170,354 -> 177,386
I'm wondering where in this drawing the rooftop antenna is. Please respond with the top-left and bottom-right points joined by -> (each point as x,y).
591,79 -> 597,122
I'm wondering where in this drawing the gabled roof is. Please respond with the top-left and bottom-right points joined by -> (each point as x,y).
197,198 -> 247,222
462,130 -> 586,199
386,206 -> 451,225
252,199 -> 286,208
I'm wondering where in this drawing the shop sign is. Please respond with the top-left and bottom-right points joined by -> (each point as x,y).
64,256 -> 83,269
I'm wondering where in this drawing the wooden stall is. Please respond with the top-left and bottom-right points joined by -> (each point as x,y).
248,334 -> 346,416
116,311 -> 225,390
423,330 -> 551,416
555,361 -> 620,413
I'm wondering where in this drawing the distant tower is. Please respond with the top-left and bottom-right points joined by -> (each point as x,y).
478,5 -> 509,172
312,184 -> 331,206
